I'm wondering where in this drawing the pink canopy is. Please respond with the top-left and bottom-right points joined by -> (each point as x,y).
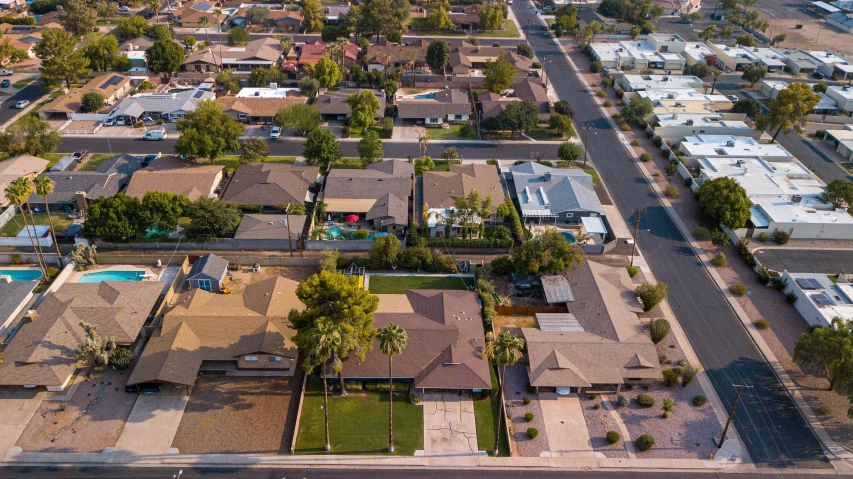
346,214 -> 359,223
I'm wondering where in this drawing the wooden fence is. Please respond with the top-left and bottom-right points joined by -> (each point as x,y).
495,305 -> 568,315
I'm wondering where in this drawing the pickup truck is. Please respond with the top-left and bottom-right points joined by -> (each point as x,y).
0,70 -> 12,76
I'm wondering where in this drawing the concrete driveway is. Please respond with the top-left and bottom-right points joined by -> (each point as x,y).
539,393 -> 598,458
114,384 -> 189,455
422,394 -> 478,455
0,388 -> 44,459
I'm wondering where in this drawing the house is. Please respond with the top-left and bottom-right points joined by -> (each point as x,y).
522,261 -> 662,394
0,0 -> 27,11
633,88 -> 732,111
0,281 -> 163,390
322,160 -> 414,234
448,44 -> 537,77
186,253 -> 229,292
590,35 -> 688,70
125,156 -> 224,201
648,113 -> 759,144
0,277 -> 37,336
37,73 -> 132,121
337,290 -> 491,393
508,162 -> 604,225
234,213 -> 307,250
677,135 -> 792,162
109,89 -> 216,122
364,40 -> 429,71
681,42 -> 717,66
128,276 -> 302,387
6,38 -> 35,59
422,163 -> 506,237
780,50 -> 822,76
479,79 -> 552,122
447,4 -> 484,29
314,88 -> 386,120
782,272 -> 853,327
0,154 -> 48,207
228,7 -> 302,31
219,91 -> 306,123
805,50 -> 853,79
221,163 -> 320,208
297,39 -> 327,66
324,4 -> 351,23
653,0 -> 701,15
31,154 -> 142,212
705,43 -> 789,72
175,0 -> 221,27
617,74 -> 704,92
825,84 -> 853,111
822,126 -> 853,160
396,89 -> 470,125
182,37 -> 281,73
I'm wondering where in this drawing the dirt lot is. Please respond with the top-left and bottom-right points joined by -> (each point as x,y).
16,368 -> 137,453
171,371 -> 304,454
752,0 -> 851,53
225,266 -> 315,294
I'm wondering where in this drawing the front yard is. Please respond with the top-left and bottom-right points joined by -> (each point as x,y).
0,213 -> 74,237
78,153 -> 121,172
409,19 -> 520,38
295,377 -> 424,455
368,275 -> 471,294
472,393 -> 510,456
214,156 -> 296,172
424,124 -> 478,141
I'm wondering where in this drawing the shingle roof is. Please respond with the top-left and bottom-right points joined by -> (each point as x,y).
125,158 -> 223,201
314,88 -> 386,117
218,94 -> 306,118
0,278 -> 36,326
364,42 -> 429,66
187,253 -> 229,281
0,154 -> 48,204
366,192 -> 408,227
422,163 -> 505,215
234,213 -> 307,240
41,73 -> 130,115
397,89 -> 470,119
221,163 -> 319,206
510,162 -> 604,216
33,154 -> 141,204
323,161 -> 413,225
111,90 -> 216,118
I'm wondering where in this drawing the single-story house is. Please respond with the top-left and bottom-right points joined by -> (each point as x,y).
229,7 -> 302,31
31,154 -> 142,212
396,89 -> 471,125
782,272 -> 853,327
448,45 -> 536,77
234,213 -> 307,250
0,281 -> 163,390
447,4 -> 483,29
124,156 -> 224,201
109,89 -> 216,122
186,253 -> 229,292
0,277 -> 37,336
38,73 -> 132,121
175,0 -> 221,27
337,290 -> 491,393
422,163 -> 506,237
182,37 -> 281,73
364,40 -> 429,71
221,163 -> 320,208
479,80 -> 551,122
508,162 -> 605,225
0,154 -> 48,207
314,88 -> 386,120
297,39 -> 327,66
128,276 -> 302,387
828,12 -> 853,33
218,93 -> 306,124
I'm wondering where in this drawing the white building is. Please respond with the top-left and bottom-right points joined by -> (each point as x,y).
679,135 -> 791,161
636,88 -> 732,110
822,126 -> 853,160
825,84 -> 853,111
650,114 -> 759,143
618,74 -> 704,92
806,50 -> 853,79
235,85 -> 301,98
782,272 -> 853,327
590,35 -> 688,70
682,42 -> 717,66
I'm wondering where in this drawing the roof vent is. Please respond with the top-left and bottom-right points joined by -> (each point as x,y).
544,172 -> 552,182
792,194 -> 802,204
726,140 -> 736,147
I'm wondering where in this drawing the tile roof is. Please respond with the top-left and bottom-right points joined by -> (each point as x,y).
314,88 -> 386,117
397,89 -> 471,119
125,158 -> 223,200
234,213 -> 307,240
218,94 -> 307,118
221,163 -> 319,206
297,39 -> 326,64
509,162 -> 604,217
187,253 -> 229,281
422,163 -> 505,214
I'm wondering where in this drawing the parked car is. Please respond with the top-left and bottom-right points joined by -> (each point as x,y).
556,387 -> 572,396
142,129 -> 167,141
813,72 -> 825,80
679,17 -> 692,24
0,80 -> 9,88
72,150 -> 90,162
0,70 -> 13,76
116,117 -> 127,126
728,95 -> 739,103
118,5 -> 130,11
270,125 -> 281,139
103,117 -> 115,126
14,100 -> 29,109
56,223 -> 84,244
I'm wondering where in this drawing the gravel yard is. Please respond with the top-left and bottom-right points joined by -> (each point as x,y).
171,372 -> 304,454
578,394 -> 629,458
16,369 -> 136,453
503,363 -> 549,457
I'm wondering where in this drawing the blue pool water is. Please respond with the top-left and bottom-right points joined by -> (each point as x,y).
0,269 -> 42,281
327,226 -> 375,240
79,270 -> 146,283
413,92 -> 437,99
559,232 -> 577,244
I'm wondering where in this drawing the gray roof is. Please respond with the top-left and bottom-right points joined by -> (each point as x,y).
314,88 -> 386,118
234,214 -> 307,240
32,154 -> 141,204
111,90 -> 216,118
541,275 -> 574,304
397,89 -> 471,119
509,162 -> 604,217
187,253 -> 229,281
0,278 -> 35,324
366,192 -> 408,227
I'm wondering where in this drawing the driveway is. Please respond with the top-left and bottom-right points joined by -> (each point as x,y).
114,384 -> 189,455
755,248 -> 853,274
538,393 -> 597,458
422,393 -> 478,455
0,388 -> 44,459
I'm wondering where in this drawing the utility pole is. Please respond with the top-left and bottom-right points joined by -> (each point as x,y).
629,208 -> 642,268
583,123 -> 590,167
718,384 -> 751,449
285,204 -> 293,258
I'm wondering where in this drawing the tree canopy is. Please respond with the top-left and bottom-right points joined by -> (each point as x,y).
62,0 -> 98,38
740,64 -> 767,86
756,82 -> 821,142
426,39 -> 450,74
116,15 -> 150,40
731,97 -> 761,118
684,62 -> 711,79
146,39 -> 186,75
558,141 -> 583,165
696,177 -> 752,230
620,97 -> 654,123
83,194 -> 148,240
553,4 -> 578,30
484,52 -> 515,94
81,34 -> 128,72
80,92 -> 105,113
240,137 -> 269,163
313,55 -> 343,88
478,3 -> 504,30
302,0 -> 326,32
1,115 -> 61,157
275,103 -> 321,136
228,26 -> 250,46
174,100 -> 245,162
346,89 -> 381,130
34,28 -> 91,88
512,229 -> 585,276
303,128 -> 341,169
794,317 -> 853,392
185,196 -> 242,235
823,179 -> 853,210
357,130 -> 384,165
485,100 -> 539,139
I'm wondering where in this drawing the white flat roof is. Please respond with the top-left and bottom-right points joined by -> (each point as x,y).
816,93 -> 838,110
639,88 -> 728,103
590,41 -> 671,63
622,74 -> 702,90
682,42 -> 716,62
828,85 -> 853,100
814,0 -> 841,12
807,50 -> 853,72
743,47 -> 788,67
788,272 -> 853,324
680,135 -> 791,158
655,113 -> 750,129
235,87 -> 300,98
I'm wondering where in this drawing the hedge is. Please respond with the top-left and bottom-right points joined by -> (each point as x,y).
424,238 -> 513,249
637,394 -> 655,408
500,199 -> 525,244
364,380 -> 409,392
332,380 -> 364,392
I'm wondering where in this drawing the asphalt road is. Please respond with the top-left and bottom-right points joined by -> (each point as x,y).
172,32 -> 525,46
512,3 -> 828,469
0,83 -> 49,125
755,248 -> 853,274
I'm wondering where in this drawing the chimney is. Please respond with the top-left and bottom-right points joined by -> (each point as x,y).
544,172 -> 552,182
270,82 -> 278,89
74,191 -> 87,216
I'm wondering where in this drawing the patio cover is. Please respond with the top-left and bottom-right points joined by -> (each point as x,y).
323,198 -> 377,213
581,216 -> 607,235
813,1 -> 841,12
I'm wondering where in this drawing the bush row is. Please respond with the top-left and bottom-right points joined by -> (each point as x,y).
423,238 -> 513,249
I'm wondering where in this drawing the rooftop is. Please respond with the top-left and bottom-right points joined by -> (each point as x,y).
221,163 -> 319,207
679,135 -> 791,159
422,163 -> 505,215
654,113 -> 750,130
509,162 -> 603,217
827,84 -> 853,100
235,86 -> 301,98
590,41 -> 669,63
125,159 -> 222,201
234,214 -> 307,240
621,74 -> 703,91
637,88 -> 729,103
785,272 -> 853,325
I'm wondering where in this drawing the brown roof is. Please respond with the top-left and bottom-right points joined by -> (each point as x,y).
0,281 -> 162,387
125,159 -> 223,200
0,154 -> 48,204
447,4 -> 483,26
323,161 -> 413,224
337,290 -> 491,390
128,276 -> 302,386
364,42 -> 429,66
480,81 -> 551,121
314,88 -> 385,118
41,73 -> 130,115
297,39 -> 326,65
422,163 -> 505,215
234,213 -> 307,240
184,37 -> 281,66
221,163 -> 319,206
396,89 -> 470,119
219,95 -> 306,118
449,46 -> 535,73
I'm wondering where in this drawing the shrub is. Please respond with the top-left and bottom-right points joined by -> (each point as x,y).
612,112 -> 621,120
539,160 -> 552,167
636,282 -> 668,312
653,137 -> 663,147
532,61 -> 542,69
617,394 -> 629,407
133,121 -> 144,128
604,100 -> 613,107
711,253 -> 727,267
693,395 -> 707,406
594,403 -> 602,410
816,404 -> 832,415
757,232 -> 769,242
774,230 -> 790,245
664,184 -> 679,198
640,153 -> 652,162
786,292 -> 798,304
156,119 -> 165,125
755,318 -> 770,329
523,396 -> 531,405
711,229 -> 730,247
590,61 -> 603,73
636,434 -> 655,451
620,123 -> 631,131
596,90 -> 606,98
10,254 -> 21,265
333,380 -> 364,392
680,363 -> 697,386
46,266 -> 58,278
694,227 -> 711,241
637,394 -> 655,408
662,369 -> 678,387
606,431 -> 621,444
527,427 -> 539,439
411,395 -> 421,404
631,139 -> 641,146
364,380 -> 408,392
351,229 -> 370,239
730,283 -> 748,297
525,412 -> 535,422
627,266 -> 639,278
109,347 -> 132,369
587,393 -> 598,400
649,318 -> 671,344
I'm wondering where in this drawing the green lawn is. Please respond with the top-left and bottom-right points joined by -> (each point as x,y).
473,395 -> 510,456
12,77 -> 35,89
295,377 -> 424,455
424,124 -> 477,141
410,19 -> 520,38
330,157 -> 366,169
368,275 -> 470,294
581,168 -> 600,183
0,213 -> 74,237
41,153 -> 64,169
348,125 -> 392,139
474,19 -> 521,38
213,156 -> 296,172
78,153 -> 119,172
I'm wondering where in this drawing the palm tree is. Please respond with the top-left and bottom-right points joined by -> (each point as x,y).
661,397 -> 676,418
302,320 -> 342,451
378,324 -> 407,453
483,331 -> 525,456
150,0 -> 162,24
710,70 -> 723,95
214,8 -> 224,71
4,179 -> 47,277
33,176 -> 62,264
199,16 -> 211,51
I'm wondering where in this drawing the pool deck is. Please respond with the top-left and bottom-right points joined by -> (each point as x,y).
67,265 -> 160,284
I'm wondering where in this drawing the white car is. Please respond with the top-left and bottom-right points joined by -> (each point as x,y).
556,387 -> 572,396
728,95 -> 739,103
118,5 -> 130,11
103,117 -> 115,126
14,100 -> 29,109
0,70 -> 12,76
270,125 -> 281,139
116,117 -> 126,126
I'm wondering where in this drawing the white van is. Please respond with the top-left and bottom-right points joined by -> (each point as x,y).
270,125 -> 281,139
142,130 -> 167,141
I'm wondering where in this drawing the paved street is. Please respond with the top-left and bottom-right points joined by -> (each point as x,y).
755,248 -> 853,274
0,83 -> 49,126
512,3 -> 827,469
171,32 -> 525,46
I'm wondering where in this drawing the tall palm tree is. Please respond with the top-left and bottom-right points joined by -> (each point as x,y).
302,320 -> 342,452
483,331 -> 525,456
33,176 -> 62,264
150,0 -> 162,24
4,179 -> 47,277
710,70 -> 723,95
199,16 -> 211,51
378,324 -> 407,453
214,8 -> 224,71
17,177 -> 48,273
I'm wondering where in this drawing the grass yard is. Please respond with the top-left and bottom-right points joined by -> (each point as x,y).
424,124 -> 477,141
0,213 -> 74,237
78,153 -> 118,171
368,275 -> 470,294
581,168 -> 600,183
295,377 -> 424,455
12,77 -> 35,89
410,19 -> 520,38
214,155 -> 295,172
474,19 -> 521,38
41,153 -> 64,169
330,157 -> 366,169
473,394 -> 510,456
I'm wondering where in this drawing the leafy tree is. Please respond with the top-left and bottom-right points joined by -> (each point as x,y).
823,179 -> 853,209
84,194 -> 146,240
516,44 -> 534,60
549,113 -> 572,136
740,64 -> 767,87
141,191 -> 189,231
175,100 -> 245,162
185,196 -> 241,234
629,24 -> 641,39
147,24 -> 174,41
313,55 -> 343,88
512,229 -> 584,276
299,76 -> 321,99
303,128 -> 341,169
289,271 -> 380,396
75,321 -> 113,371
426,39 -> 450,74
442,147 -> 459,161
371,234 -> 402,268
320,249 -> 339,272
146,39 -> 186,75
274,103 -> 321,136
245,5 -> 270,24
302,0 -> 326,32
483,331 -> 525,456
347,89 -> 381,130
426,5 -> 454,30
357,129 -> 383,165
80,92 -> 105,113
378,324 -> 407,453
81,34 -> 123,72
735,34 -> 755,47
731,98 -> 761,118
62,0 -> 98,38
771,33 -> 786,47
300,320 -> 341,451
621,97 -> 654,123
558,141 -> 583,165
228,26 -> 250,46
696,177 -> 752,229
414,155 -> 434,173
247,66 -> 282,87
699,25 -> 717,42
383,80 -> 398,99
554,4 -> 578,31
636,282 -> 668,312
756,82 -> 821,142
484,51 -> 515,94
240,137 -> 269,163
684,62 -> 711,79
1,115 -> 62,156
34,29 -> 91,89
478,3 -> 504,30
357,0 -> 398,41
454,188 -> 492,238
495,100 -> 539,139
184,35 -> 197,48
794,318 -> 853,391
116,11 -> 150,40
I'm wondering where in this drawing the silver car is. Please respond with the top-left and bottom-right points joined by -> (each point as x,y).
14,100 -> 30,109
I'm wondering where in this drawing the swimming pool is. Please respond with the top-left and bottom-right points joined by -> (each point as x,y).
559,232 -> 577,244
327,226 -> 375,240
79,270 -> 147,283
413,92 -> 437,99
0,269 -> 42,281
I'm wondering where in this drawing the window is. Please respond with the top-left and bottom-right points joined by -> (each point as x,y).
244,355 -> 258,362
238,113 -> 247,120
269,356 -> 283,362
566,213 -> 573,218
197,279 -> 212,292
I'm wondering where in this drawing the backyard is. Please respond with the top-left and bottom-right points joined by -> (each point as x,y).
367,275 -> 471,294
295,377 -> 424,455
214,155 -> 296,172
0,213 -> 74,237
